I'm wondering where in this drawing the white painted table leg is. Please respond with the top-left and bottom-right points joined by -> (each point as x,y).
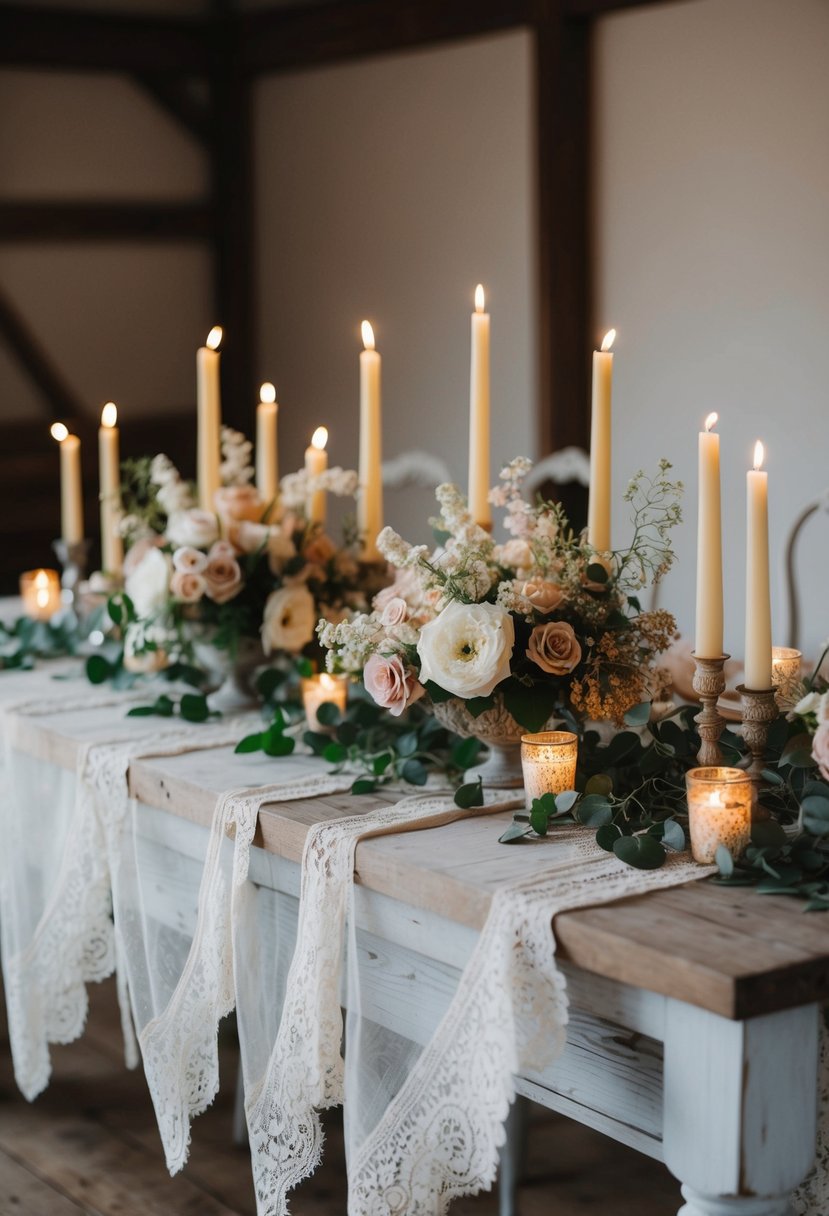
664,1001 -> 820,1216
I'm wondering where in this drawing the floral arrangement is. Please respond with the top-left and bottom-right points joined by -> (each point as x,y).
319,457 -> 681,732
108,427 -> 366,679
787,644 -> 829,780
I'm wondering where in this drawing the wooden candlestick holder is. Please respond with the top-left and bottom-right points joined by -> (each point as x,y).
736,683 -> 779,821
692,653 -> 730,766
52,538 -> 91,608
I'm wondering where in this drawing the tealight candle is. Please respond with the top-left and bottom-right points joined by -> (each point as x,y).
771,646 -> 802,707
19,568 -> 61,621
521,731 -> 578,806
302,673 -> 348,731
685,767 -> 752,864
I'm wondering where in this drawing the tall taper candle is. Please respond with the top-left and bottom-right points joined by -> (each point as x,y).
50,423 -> 83,544
197,326 -> 222,512
305,426 -> 328,526
359,321 -> 383,560
468,284 -> 491,528
587,329 -> 615,552
256,381 -> 279,519
98,402 -> 123,576
695,412 -> 723,658
745,440 -> 772,689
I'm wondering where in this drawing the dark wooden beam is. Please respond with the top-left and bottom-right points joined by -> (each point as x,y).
0,5 -> 209,73
134,74 -> 211,146
0,202 -> 213,243
563,0 -> 692,16
0,285 -> 84,419
240,0 -> 536,74
535,5 -> 592,519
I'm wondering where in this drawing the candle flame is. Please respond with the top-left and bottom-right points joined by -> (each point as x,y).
600,329 -> 616,352
34,571 -> 50,609
707,789 -> 725,810
50,422 -> 69,443
206,326 -> 223,351
753,440 -> 765,471
311,426 -> 328,451
259,382 -> 276,404
361,320 -> 375,351
101,401 -> 117,428
474,284 -> 485,313
704,411 -> 718,433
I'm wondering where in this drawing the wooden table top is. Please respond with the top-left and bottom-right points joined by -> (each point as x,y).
7,670 -> 829,1021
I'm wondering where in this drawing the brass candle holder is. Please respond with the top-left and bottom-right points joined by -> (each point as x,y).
692,653 -> 730,766
736,683 -> 779,819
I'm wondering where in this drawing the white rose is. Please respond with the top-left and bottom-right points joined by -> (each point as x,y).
417,600 -> 514,699
261,585 -> 317,654
124,547 -> 171,619
792,691 -> 821,719
166,508 -> 219,550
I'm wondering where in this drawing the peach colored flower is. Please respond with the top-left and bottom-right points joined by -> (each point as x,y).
172,546 -> 208,574
204,552 -> 243,604
261,585 -> 316,654
380,597 -> 408,628
214,484 -> 265,529
364,653 -> 424,717
528,620 -> 582,676
229,520 -> 270,555
170,570 -> 207,603
522,579 -> 564,615
304,532 -> 337,565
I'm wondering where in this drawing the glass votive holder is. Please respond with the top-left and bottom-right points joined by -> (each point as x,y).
685,767 -> 752,864
301,672 -> 348,731
19,568 -> 62,621
521,731 -> 578,807
771,646 -> 802,707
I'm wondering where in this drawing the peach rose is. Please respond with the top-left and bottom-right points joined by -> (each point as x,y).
527,620 -> 582,676
813,720 -> 829,782
173,546 -> 208,574
304,532 -> 337,565
381,597 -> 408,628
214,484 -> 265,529
364,653 -> 424,717
229,520 -> 270,555
522,579 -> 564,615
170,570 -> 207,603
204,552 -> 243,604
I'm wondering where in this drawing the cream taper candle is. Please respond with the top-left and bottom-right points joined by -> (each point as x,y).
197,326 -> 222,512
587,329 -> 615,552
50,422 -> 83,545
745,440 -> 772,689
98,401 -> 123,576
305,426 -> 328,526
468,284 -> 491,529
358,321 -> 383,561
256,381 -> 279,518
695,411 -> 723,658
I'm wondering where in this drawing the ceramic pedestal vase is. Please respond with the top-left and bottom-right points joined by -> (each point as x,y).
432,696 -> 534,788
206,636 -> 265,714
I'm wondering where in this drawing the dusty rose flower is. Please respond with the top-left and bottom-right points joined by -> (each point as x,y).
813,720 -> 829,782
208,539 -> 236,562
364,653 -> 424,717
527,620 -> 582,676
172,546 -> 208,574
304,532 -> 337,565
522,579 -> 564,615
380,597 -> 408,628
170,570 -> 207,603
214,484 -> 265,529
204,552 -> 243,604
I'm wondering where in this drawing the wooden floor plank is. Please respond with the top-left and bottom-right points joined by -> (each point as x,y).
0,1147 -> 86,1215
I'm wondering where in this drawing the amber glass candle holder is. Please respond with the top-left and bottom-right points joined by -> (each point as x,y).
771,646 -> 802,708
19,568 -> 62,621
521,731 -> 578,807
302,672 -> 348,731
685,766 -> 753,864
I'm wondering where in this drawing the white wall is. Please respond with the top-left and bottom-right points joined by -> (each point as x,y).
254,30 -> 536,543
595,0 -> 829,657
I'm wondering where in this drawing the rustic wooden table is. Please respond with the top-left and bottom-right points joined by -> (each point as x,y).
10,681 -> 829,1216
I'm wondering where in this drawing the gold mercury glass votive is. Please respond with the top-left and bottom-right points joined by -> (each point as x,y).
771,646 -> 802,707
19,568 -> 62,621
301,672 -> 348,731
685,767 -> 753,864
521,731 -> 579,808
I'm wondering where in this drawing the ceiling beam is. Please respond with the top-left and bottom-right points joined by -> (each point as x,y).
0,285 -> 84,419
0,202 -> 213,243
134,74 -> 211,146
0,5 -> 209,73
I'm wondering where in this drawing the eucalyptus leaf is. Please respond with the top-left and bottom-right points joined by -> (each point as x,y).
623,701 -> 651,728
402,758 -> 428,786
529,805 -> 549,836
454,779 -> 484,809
180,693 -> 210,723
596,823 -> 622,852
351,778 -> 377,795
577,794 -> 613,827
750,820 -> 788,849
555,789 -> 579,813
585,774 -> 613,797
613,834 -> 666,869
323,741 -> 347,765
499,821 -> 532,844
715,845 -> 734,877
316,701 -> 342,727
85,654 -> 112,685
234,732 -> 263,754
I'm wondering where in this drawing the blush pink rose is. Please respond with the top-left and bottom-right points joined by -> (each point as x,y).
229,520 -> 271,555
527,620 -> 582,675
381,597 -> 408,628
522,579 -> 564,615
204,553 -> 243,604
172,546 -> 208,574
363,653 -> 424,718
123,535 -> 164,578
170,570 -> 207,603
214,484 -> 265,529
812,720 -> 829,781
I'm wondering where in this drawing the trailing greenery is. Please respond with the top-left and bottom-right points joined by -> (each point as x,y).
125,691 -> 218,723
0,613 -> 82,670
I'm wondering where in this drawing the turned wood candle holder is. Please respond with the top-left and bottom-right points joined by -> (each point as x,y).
692,653 -> 730,766
736,683 -> 780,821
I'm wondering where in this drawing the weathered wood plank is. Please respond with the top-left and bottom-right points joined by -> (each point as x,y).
0,1148 -> 86,1215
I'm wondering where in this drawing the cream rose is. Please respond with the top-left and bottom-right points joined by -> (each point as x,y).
123,535 -> 163,578
166,509 -> 219,550
172,546 -> 208,574
229,520 -> 271,555
522,579 -> 564,615
204,551 -> 243,604
527,620 -> 582,676
380,597 -> 408,628
125,547 -> 171,619
170,570 -> 207,603
812,720 -> 829,782
214,484 -> 265,529
364,653 -> 424,717
417,600 -> 514,699
261,585 -> 317,654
